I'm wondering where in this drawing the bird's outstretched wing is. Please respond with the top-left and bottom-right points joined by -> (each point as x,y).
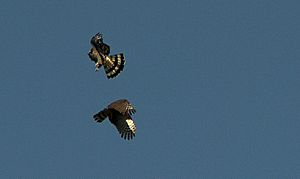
93,108 -> 109,123
88,47 -> 105,72
93,99 -> 137,140
88,48 -> 125,77
109,111 -> 136,140
103,53 -> 125,79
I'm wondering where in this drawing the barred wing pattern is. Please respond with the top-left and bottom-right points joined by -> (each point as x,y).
110,111 -> 136,140
88,33 -> 125,79
103,53 -> 125,79
93,108 -> 109,123
88,48 -> 125,79
93,99 -> 137,140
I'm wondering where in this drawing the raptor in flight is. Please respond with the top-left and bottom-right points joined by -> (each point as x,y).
88,33 -> 125,79
93,99 -> 137,140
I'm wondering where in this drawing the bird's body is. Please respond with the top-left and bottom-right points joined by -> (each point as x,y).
90,32 -> 110,55
88,33 -> 125,79
94,99 -> 137,140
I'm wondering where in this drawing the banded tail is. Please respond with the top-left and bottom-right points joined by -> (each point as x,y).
103,53 -> 125,79
93,108 -> 109,123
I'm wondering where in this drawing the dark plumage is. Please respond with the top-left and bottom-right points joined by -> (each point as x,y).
93,99 -> 137,140
90,33 -> 110,55
88,33 -> 125,79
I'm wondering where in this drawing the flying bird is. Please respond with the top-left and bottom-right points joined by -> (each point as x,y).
93,99 -> 137,140
88,33 -> 125,79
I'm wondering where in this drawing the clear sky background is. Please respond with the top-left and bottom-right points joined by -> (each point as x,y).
0,0 -> 299,178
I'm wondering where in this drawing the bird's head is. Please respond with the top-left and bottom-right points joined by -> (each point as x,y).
90,32 -> 103,46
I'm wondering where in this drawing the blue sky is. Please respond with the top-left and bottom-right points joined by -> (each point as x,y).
0,0 -> 299,178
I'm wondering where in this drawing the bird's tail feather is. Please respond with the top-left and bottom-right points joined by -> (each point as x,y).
93,109 -> 109,123
103,53 -> 125,79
